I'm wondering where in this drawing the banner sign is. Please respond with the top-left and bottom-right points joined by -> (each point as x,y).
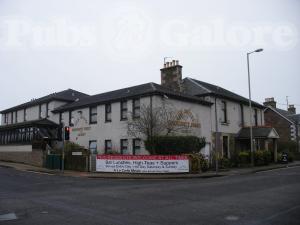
96,155 -> 189,173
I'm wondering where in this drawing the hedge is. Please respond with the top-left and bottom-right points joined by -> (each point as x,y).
144,136 -> 206,155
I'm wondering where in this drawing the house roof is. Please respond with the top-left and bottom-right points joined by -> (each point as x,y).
264,106 -> 295,125
288,114 -> 300,124
184,77 -> 264,108
0,89 -> 89,114
53,82 -> 212,112
237,127 -> 280,139
0,119 -> 59,131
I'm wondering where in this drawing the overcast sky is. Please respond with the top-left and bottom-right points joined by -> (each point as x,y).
0,0 -> 299,112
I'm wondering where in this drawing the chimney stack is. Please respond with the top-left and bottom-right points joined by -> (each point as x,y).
160,59 -> 182,92
288,105 -> 296,114
263,97 -> 277,108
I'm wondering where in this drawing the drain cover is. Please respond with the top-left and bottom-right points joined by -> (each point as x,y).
0,213 -> 18,221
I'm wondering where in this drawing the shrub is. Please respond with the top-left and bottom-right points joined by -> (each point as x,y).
238,151 -> 250,165
186,153 -> 208,173
145,136 -> 206,155
254,150 -> 272,166
219,157 -> 231,169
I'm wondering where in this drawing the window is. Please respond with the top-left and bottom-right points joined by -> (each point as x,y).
89,140 -> 97,154
120,100 -> 128,120
221,101 -> 227,123
254,108 -> 258,126
24,108 -> 27,122
59,112 -> 63,125
11,112 -> 13,124
89,106 -> 97,124
46,103 -> 50,118
4,113 -> 8,124
39,104 -> 42,119
105,140 -> 112,153
105,104 -> 112,122
15,111 -> 18,123
120,139 -> 128,154
133,138 -> 141,155
240,104 -> 244,127
69,111 -> 74,127
132,99 -> 140,118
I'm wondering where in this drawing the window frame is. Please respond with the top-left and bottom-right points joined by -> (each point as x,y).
89,140 -> 97,154
133,138 -> 141,155
132,98 -> 140,119
105,104 -> 112,122
89,106 -> 98,124
105,139 -> 112,154
221,101 -> 228,123
120,100 -> 128,121
120,139 -> 128,154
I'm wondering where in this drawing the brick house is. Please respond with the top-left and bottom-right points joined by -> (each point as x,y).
264,98 -> 300,152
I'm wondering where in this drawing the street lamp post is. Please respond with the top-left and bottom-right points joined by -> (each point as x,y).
247,48 -> 263,167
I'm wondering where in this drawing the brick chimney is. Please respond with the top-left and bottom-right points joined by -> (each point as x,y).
263,97 -> 277,108
288,104 -> 296,114
160,60 -> 182,92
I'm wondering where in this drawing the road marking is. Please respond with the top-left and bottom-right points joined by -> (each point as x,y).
0,213 -> 18,221
225,215 -> 239,221
255,166 -> 294,174
25,170 -> 55,175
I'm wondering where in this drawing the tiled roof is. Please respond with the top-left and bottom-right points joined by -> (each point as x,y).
0,89 -> 89,113
184,78 -> 264,108
53,82 -> 212,112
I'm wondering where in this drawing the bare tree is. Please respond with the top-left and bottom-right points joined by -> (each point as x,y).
127,103 -> 191,141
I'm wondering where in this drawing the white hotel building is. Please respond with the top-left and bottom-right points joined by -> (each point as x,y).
0,61 -> 269,161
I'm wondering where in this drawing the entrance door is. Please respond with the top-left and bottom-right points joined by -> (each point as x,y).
223,136 -> 229,158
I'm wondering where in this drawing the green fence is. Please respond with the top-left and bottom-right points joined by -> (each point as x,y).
45,154 -> 62,170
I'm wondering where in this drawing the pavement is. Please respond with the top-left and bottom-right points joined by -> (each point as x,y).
0,160 -> 300,179
0,163 -> 300,225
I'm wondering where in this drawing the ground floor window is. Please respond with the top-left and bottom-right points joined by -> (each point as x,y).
105,140 -> 112,154
133,138 -> 141,155
120,139 -> 128,155
89,140 -> 97,154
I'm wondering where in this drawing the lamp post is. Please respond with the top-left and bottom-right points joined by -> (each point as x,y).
247,48 -> 263,167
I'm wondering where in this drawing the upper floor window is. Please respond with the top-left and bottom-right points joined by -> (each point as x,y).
69,111 -> 74,127
221,101 -> 227,123
254,108 -> 258,126
4,114 -> 8,124
105,139 -> 112,153
46,103 -> 50,118
15,111 -> 18,123
39,104 -> 42,119
24,108 -> 27,122
240,104 -> 244,127
10,112 -> 13,124
89,106 -> 97,124
133,138 -> 141,155
132,99 -> 140,118
120,100 -> 128,120
105,104 -> 112,122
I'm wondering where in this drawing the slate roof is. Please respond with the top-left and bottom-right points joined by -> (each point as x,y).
0,89 -> 89,113
265,106 -> 299,125
0,119 -> 59,131
237,127 -> 279,139
53,82 -> 212,112
183,77 -> 264,108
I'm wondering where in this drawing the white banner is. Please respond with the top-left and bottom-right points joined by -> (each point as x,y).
96,155 -> 189,173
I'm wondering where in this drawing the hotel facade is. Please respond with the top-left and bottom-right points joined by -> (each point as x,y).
0,60 -> 269,163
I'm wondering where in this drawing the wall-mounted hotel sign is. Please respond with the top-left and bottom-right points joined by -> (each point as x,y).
96,155 -> 189,173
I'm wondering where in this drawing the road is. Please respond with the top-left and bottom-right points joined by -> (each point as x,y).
0,166 -> 300,225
